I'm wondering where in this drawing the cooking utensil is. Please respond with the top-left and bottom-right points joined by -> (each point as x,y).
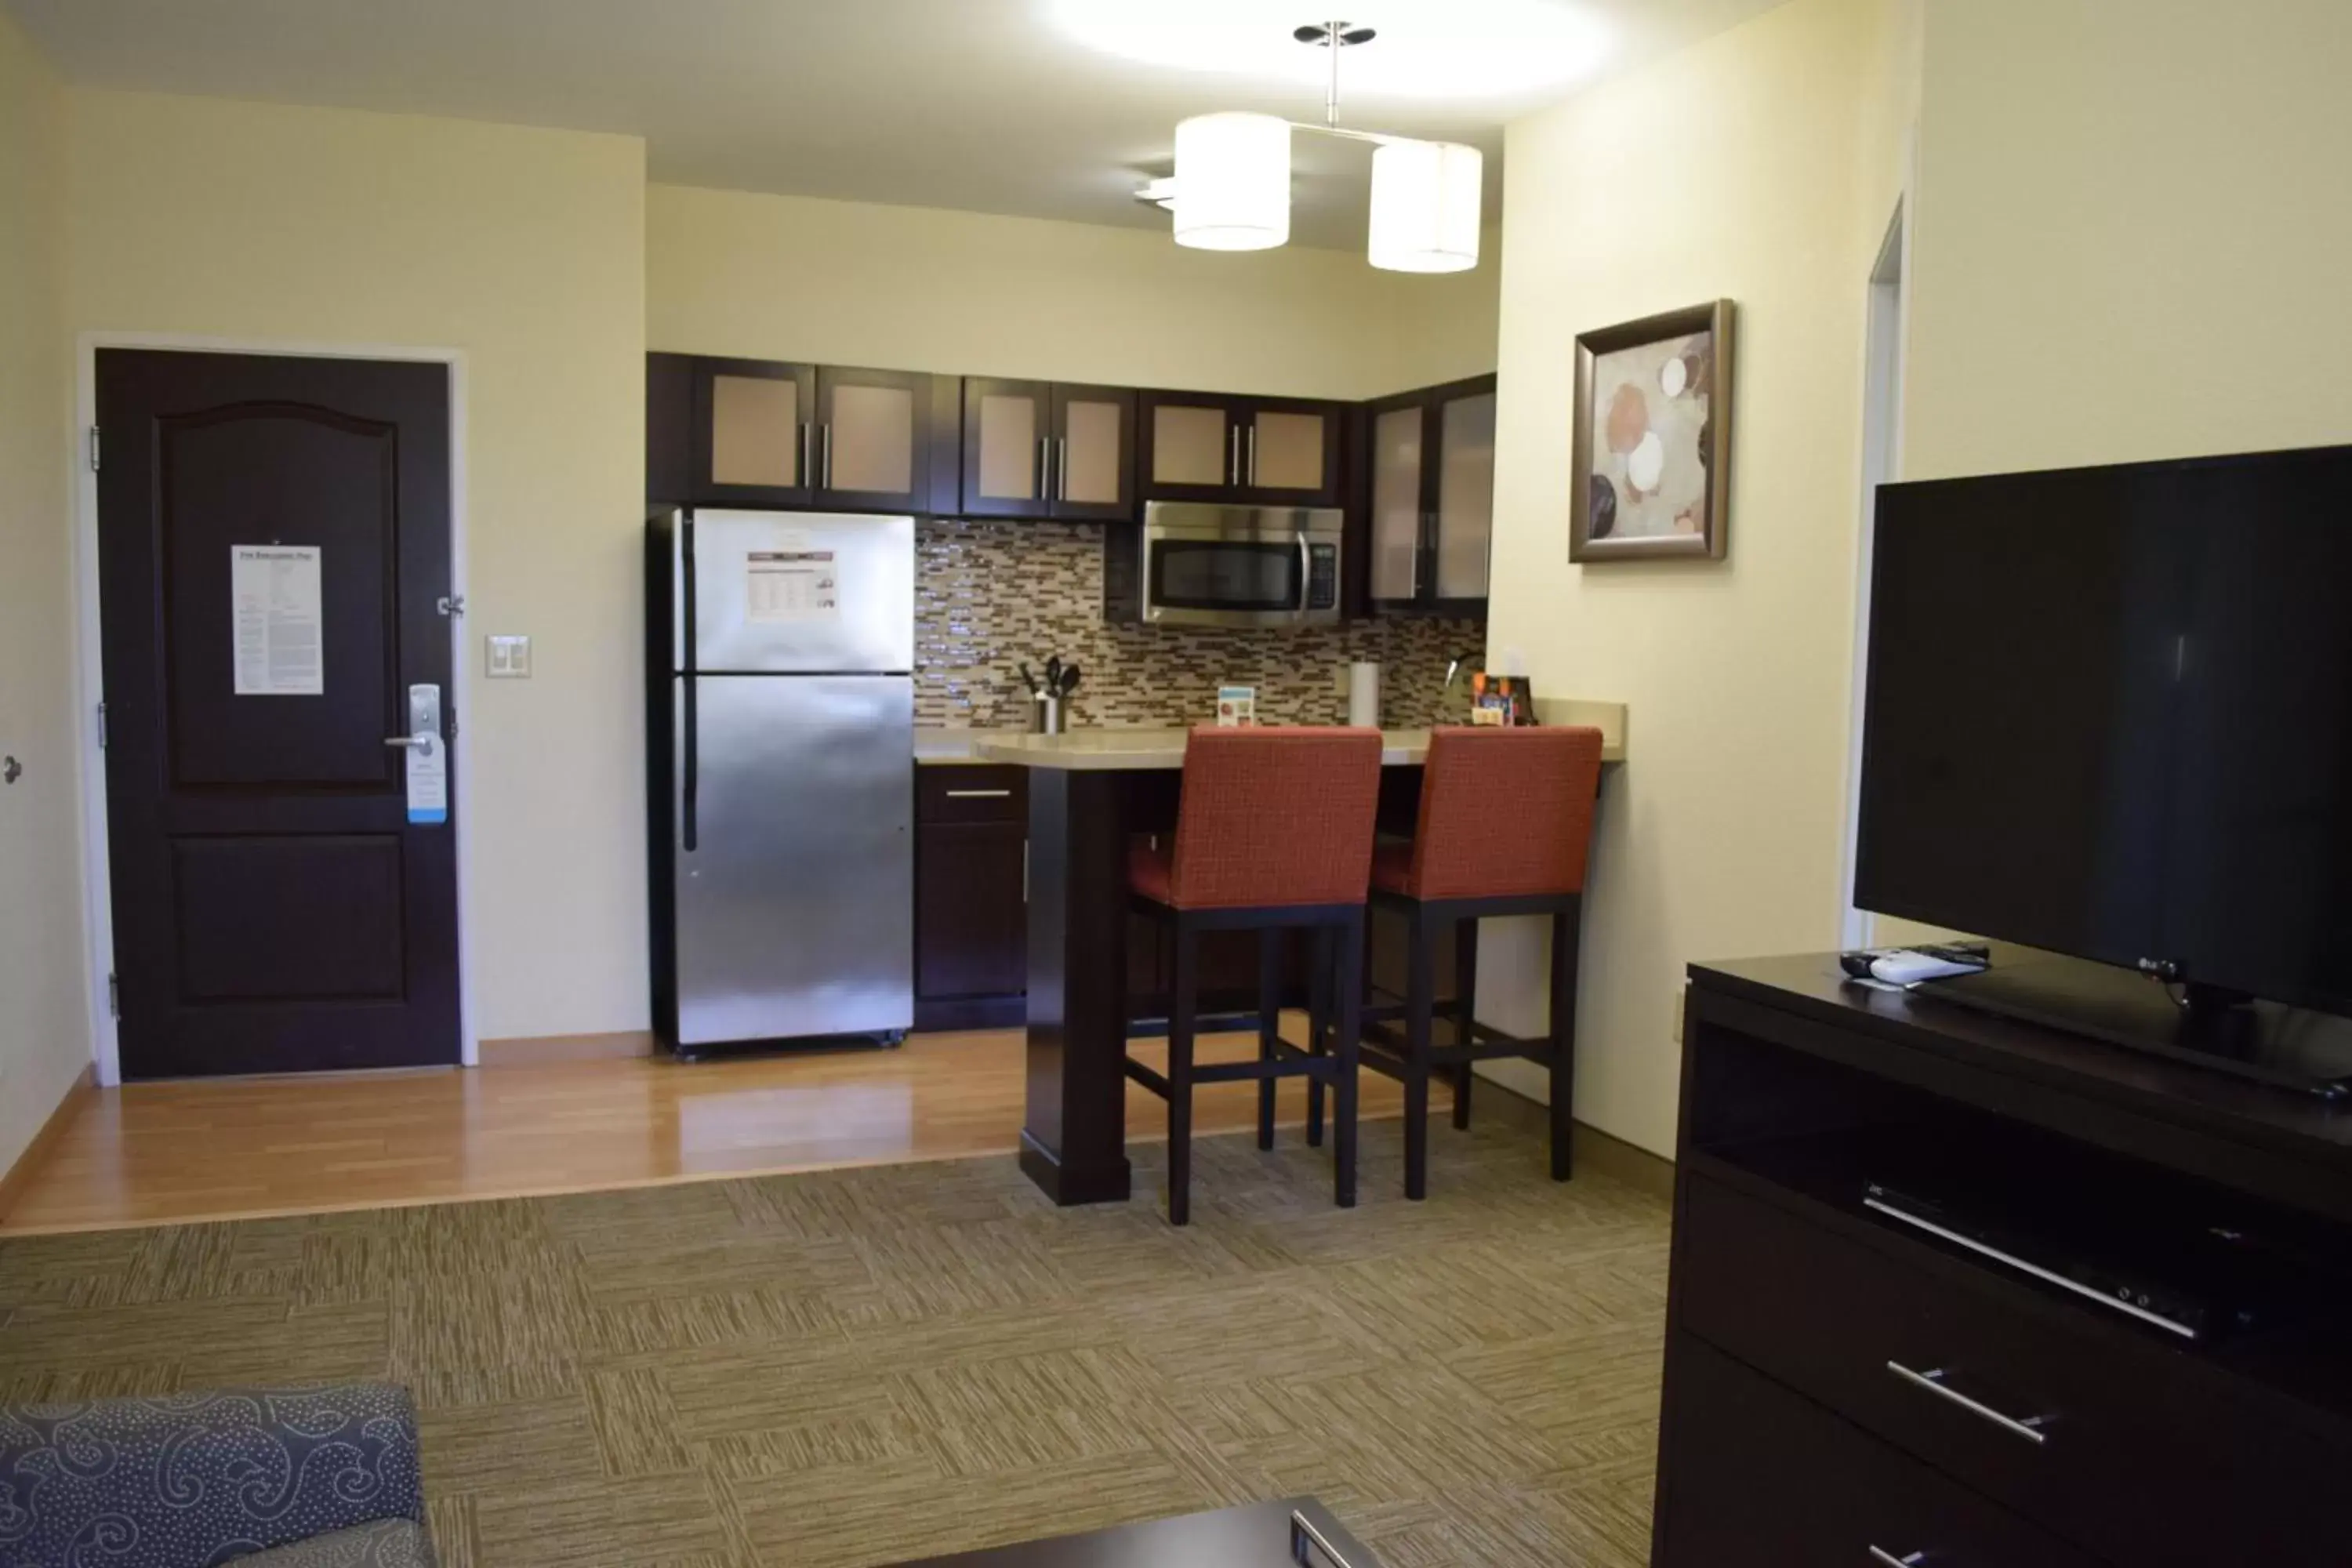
1058,663 -> 1081,698
1018,662 -> 1037,695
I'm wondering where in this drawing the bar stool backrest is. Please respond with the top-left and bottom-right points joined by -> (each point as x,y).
1166,727 -> 1383,909
1406,727 -> 1605,900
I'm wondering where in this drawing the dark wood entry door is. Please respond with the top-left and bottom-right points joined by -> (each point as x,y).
96,350 -> 459,1079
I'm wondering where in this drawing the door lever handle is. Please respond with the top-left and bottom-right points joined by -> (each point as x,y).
384,735 -> 434,752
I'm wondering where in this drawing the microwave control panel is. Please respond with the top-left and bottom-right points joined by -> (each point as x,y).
1306,543 -> 1339,611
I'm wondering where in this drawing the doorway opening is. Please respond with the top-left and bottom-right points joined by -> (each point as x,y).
77,341 -> 473,1083
1839,201 -> 1909,949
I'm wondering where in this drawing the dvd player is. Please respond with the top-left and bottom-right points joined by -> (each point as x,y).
1863,1178 -> 2221,1340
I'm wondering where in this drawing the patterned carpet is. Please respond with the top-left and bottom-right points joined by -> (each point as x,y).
0,1115 -> 1669,1567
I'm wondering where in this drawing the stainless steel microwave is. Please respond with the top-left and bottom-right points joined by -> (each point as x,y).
1105,503 -> 1345,628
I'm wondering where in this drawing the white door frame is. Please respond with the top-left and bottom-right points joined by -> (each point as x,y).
72,332 -> 478,1086
1838,195 -> 1915,949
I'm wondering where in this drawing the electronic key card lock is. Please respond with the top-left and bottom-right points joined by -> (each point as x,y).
384,684 -> 449,826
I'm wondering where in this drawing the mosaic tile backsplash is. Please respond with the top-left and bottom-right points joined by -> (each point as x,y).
915,517 -> 1486,730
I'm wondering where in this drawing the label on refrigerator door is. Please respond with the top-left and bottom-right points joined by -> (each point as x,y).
230,544 -> 325,695
746,550 -> 839,622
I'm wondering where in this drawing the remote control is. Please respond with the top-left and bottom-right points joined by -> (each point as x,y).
1867,948 -> 1991,985
1839,944 -> 1991,985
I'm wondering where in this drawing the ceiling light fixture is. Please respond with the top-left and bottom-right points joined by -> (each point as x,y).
1156,20 -> 1483,273
1173,111 -> 1291,251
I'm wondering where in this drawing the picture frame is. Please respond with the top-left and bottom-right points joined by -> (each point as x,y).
1570,299 -> 1735,562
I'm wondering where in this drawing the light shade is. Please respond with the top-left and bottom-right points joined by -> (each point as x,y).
1369,140 -> 1483,273
1173,112 -> 1290,252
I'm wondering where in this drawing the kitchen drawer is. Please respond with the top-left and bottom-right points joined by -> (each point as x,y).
1657,1331 -> 2093,1568
1679,1171 -> 2347,1566
917,765 -> 1027,824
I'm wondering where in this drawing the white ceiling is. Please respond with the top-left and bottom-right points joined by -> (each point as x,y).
6,0 -> 1786,250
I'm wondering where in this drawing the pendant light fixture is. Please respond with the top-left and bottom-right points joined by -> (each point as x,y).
1149,21 -> 1483,273
1369,138 -> 1484,273
1173,111 -> 1291,251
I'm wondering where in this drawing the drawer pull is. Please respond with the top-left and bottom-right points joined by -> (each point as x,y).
1887,1361 -> 2049,1446
1868,1551 -> 1926,1567
943,789 -> 1014,798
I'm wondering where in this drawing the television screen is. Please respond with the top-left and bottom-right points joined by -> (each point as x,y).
1855,445 -> 2352,1018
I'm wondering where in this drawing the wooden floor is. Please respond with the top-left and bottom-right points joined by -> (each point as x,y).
0,1023 -> 1406,1236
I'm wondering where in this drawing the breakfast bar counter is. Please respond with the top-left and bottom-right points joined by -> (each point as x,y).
982,706 -> 1625,1203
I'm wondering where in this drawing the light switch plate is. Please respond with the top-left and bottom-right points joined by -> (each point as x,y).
486,634 -> 532,679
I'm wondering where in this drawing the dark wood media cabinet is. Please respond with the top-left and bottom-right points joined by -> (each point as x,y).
1655,954 -> 2352,1567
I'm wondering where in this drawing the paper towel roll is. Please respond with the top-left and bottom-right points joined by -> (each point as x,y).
1347,662 -> 1382,728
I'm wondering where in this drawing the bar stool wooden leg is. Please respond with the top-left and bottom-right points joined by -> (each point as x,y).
1256,927 -> 1280,1152
1169,924 -> 1199,1225
1305,926 -> 1329,1149
1334,909 -> 1364,1210
1404,904 -> 1436,1202
1548,898 -> 1581,1182
1454,915 -> 1479,1131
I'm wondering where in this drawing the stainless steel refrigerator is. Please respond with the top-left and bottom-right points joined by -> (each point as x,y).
647,508 -> 915,1055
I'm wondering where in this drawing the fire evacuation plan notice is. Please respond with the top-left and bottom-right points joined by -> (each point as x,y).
231,543 -> 325,696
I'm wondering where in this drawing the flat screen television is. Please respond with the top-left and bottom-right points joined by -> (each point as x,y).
1855,445 -> 2352,1057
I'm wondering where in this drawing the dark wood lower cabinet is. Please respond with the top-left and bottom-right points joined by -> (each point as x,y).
1657,954 -> 2352,1568
914,766 -> 1028,1030
1660,1334 -> 2094,1568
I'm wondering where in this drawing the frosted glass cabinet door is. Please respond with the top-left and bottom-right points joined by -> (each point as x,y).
1371,404 -> 1425,601
1247,408 -> 1334,497
961,379 -> 1047,517
691,358 -> 818,506
815,365 -> 938,511
1435,390 -> 1497,600
1051,384 -> 1135,521
1149,400 -> 1235,488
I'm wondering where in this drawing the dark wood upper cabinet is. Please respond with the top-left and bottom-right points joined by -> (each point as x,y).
960,379 -> 1136,521
1138,390 -> 1345,510
677,355 -> 949,513
813,364 -> 942,514
647,352 -> 695,505
1367,372 -> 1497,614
691,357 -> 818,507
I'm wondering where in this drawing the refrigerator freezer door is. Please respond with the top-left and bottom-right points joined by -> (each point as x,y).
687,510 -> 915,674
673,673 -> 914,1046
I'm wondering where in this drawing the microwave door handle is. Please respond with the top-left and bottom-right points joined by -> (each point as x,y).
1298,533 -> 1313,619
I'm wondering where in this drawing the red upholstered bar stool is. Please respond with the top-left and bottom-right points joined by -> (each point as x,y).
1125,726 -> 1383,1226
1358,726 -> 1605,1199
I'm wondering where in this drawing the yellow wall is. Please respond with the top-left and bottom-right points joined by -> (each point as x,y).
64,90 -> 649,1044
649,184 -> 1497,400
1480,0 -> 1915,1155
1904,0 -> 2352,479
0,11 -> 87,1171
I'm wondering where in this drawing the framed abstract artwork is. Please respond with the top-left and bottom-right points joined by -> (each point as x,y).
1570,299 -> 1735,561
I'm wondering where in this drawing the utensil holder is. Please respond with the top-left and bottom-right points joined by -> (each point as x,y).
1031,693 -> 1064,735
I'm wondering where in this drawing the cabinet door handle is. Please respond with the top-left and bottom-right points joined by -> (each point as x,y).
799,422 -> 814,488
1886,1362 -> 2049,1446
1228,424 -> 1241,488
1247,423 -> 1258,487
1057,436 -> 1069,503
944,788 -> 1012,799
1039,436 -> 1052,502
821,423 -> 834,490
1868,1550 -> 1926,1568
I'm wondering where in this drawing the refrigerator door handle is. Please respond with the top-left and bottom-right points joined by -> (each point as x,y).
681,516 -> 699,853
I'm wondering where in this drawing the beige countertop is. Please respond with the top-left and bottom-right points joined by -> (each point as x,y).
913,730 -> 1012,766
949,700 -> 1628,772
